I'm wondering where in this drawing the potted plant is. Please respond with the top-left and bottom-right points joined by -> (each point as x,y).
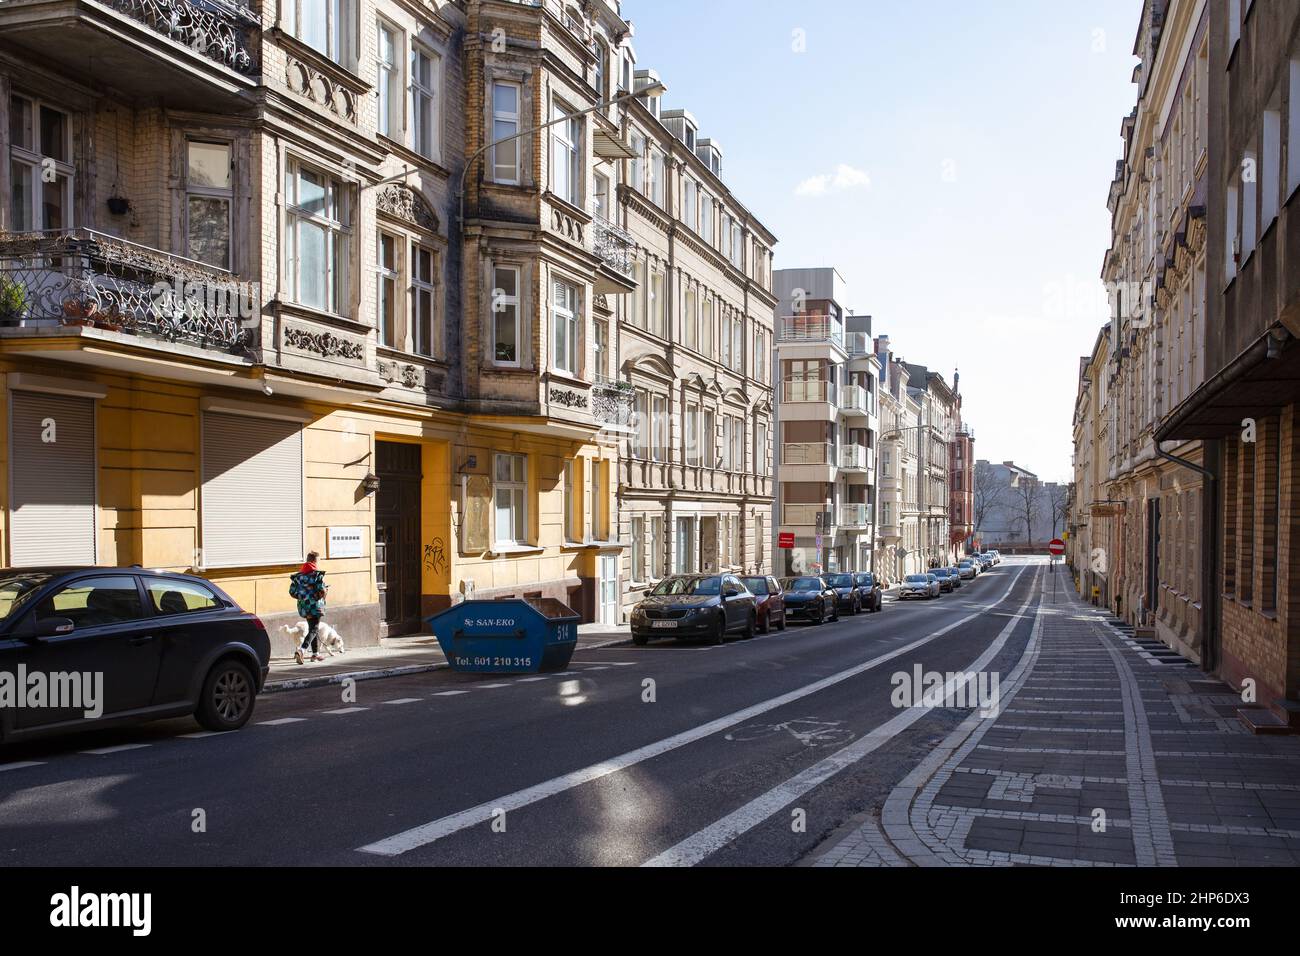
0,276 -> 28,324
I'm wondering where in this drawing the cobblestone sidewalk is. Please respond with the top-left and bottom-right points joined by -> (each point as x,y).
812,572 -> 1300,867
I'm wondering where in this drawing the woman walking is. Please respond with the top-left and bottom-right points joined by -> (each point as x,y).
290,551 -> 329,664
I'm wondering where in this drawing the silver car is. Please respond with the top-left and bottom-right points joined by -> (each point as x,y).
900,573 -> 941,600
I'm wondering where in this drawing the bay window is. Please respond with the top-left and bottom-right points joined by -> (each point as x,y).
492,265 -> 520,365
492,81 -> 521,184
551,104 -> 581,206
186,141 -> 232,269
551,278 -> 580,375
293,0 -> 349,65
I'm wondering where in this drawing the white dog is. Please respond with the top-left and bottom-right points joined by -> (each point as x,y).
281,621 -> 346,657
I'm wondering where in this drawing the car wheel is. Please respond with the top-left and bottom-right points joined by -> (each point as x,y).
632,633 -> 649,646
852,598 -> 861,615
713,613 -> 727,645
196,658 -> 256,732
743,612 -> 756,639
759,609 -> 771,634
811,602 -> 824,625
776,610 -> 787,631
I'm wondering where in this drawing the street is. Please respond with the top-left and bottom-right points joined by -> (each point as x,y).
5,556 -> 1293,869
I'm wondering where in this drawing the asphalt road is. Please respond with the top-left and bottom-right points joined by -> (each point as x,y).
0,559 -> 1048,866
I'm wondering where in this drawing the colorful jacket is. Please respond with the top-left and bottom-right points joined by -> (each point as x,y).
290,567 -> 328,618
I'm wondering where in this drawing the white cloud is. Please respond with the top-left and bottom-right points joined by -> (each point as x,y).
794,163 -> 871,197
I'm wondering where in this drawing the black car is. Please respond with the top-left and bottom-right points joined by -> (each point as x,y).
932,568 -> 957,593
853,572 -> 884,611
0,567 -> 271,745
823,572 -> 865,614
778,576 -> 840,625
631,574 -> 757,646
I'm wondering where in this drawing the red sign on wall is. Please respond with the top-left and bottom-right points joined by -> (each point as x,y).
778,532 -> 795,549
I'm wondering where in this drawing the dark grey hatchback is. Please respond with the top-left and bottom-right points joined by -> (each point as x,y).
0,567 -> 271,744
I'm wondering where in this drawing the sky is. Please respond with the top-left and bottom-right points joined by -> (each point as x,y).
624,0 -> 1142,484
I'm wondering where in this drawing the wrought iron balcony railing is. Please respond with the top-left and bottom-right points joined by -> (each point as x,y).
592,378 -> 635,427
0,229 -> 256,354
112,0 -> 260,74
591,215 -> 635,278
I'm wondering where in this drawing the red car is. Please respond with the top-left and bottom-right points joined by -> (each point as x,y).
740,575 -> 787,633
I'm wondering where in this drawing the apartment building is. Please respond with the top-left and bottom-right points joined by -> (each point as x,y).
615,67 -> 779,618
1089,0 -> 1211,660
0,0 -> 731,647
874,343 -> 918,581
1152,0 -> 1300,729
1070,325 -> 1113,607
771,267 -> 879,576
904,362 -> 956,568
949,371 -> 975,555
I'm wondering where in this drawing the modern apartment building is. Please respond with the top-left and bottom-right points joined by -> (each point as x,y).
0,0 -> 765,646
615,68 -> 778,618
771,267 -> 879,576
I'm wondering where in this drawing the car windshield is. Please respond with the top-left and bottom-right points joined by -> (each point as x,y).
782,577 -> 823,592
933,569 -> 949,576
960,560 -> 973,566
0,572 -> 54,622
650,576 -> 721,596
856,574 -> 874,587
827,574 -> 853,587
905,574 -> 929,584
740,577 -> 770,595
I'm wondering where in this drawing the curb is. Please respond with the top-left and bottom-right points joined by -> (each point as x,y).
260,635 -> 631,694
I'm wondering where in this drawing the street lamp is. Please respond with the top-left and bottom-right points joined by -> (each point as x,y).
457,81 -> 668,235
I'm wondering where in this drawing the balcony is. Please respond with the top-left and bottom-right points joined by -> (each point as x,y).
591,215 -> 636,294
840,443 -> 868,471
782,503 -> 831,528
2,0 -> 261,108
777,315 -> 845,351
839,383 -> 869,417
592,378 -> 635,432
0,229 -> 256,356
782,442 -> 833,465
839,503 -> 870,528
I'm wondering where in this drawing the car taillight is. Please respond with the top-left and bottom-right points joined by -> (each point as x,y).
251,615 -> 267,631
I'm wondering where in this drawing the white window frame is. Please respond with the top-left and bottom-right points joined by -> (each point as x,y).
551,103 -> 581,206
8,94 -> 73,233
551,278 -> 580,375
492,264 -> 521,367
376,20 -> 402,140
683,177 -> 697,230
410,44 -> 440,161
376,230 -> 400,348
285,159 -> 351,315
491,80 -> 521,185
493,453 -> 528,547
631,515 -> 646,582
185,139 -> 234,270
292,0 -> 350,66
651,394 -> 667,462
411,241 -> 437,357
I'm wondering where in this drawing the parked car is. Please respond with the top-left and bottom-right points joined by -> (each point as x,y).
853,572 -> 884,611
0,567 -> 270,745
990,550 -> 1002,564
932,568 -> 956,593
740,575 -> 787,634
957,560 -> 978,580
778,576 -> 840,625
946,567 -> 964,589
900,573 -> 941,600
979,552 -> 996,568
631,574 -> 757,646
824,572 -> 865,614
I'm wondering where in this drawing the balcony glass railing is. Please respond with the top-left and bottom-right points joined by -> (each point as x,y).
782,503 -> 828,526
840,444 -> 867,469
781,378 -> 834,403
839,503 -> 869,527
0,229 -> 255,353
782,442 -> 833,465
840,384 -> 868,413
777,314 -> 844,348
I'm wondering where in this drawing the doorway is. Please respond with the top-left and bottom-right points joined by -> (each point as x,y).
376,441 -> 422,636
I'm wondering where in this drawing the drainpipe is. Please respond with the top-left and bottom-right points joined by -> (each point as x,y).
1156,439 -> 1219,674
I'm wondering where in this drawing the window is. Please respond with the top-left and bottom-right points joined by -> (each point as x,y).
1289,61 -> 1300,196
410,46 -> 439,160
649,148 -> 665,207
1241,151 -> 1257,259
731,415 -> 743,471
563,460 -> 580,541
683,177 -> 697,230
492,82 -> 521,184
721,311 -> 732,368
755,422 -> 767,474
649,514 -> 665,579
411,243 -> 436,357
377,232 -> 399,347
1225,174 -> 1239,283
700,193 -> 714,244
593,319 -> 608,380
294,0 -> 348,64
186,141 -> 232,269
492,265 -> 520,365
629,258 -> 646,328
551,104 -> 581,206
650,267 -> 665,337
684,285 -> 697,350
631,515 -> 646,582
686,404 -> 700,465
651,394 -> 667,462
720,416 -> 732,470
594,172 -> 610,220
594,41 -> 608,99
202,412 -> 304,567
147,579 -> 220,615
633,389 -> 648,457
702,298 -> 714,358
732,314 -> 743,372
285,160 -> 350,314
37,576 -> 144,628
630,132 -> 646,194
590,459 -> 606,539
1262,109 -> 1280,227
493,453 -> 528,546
674,517 -> 694,574
730,221 -> 743,268
377,22 -> 401,139
552,278 -> 580,374
703,409 -> 715,467
9,95 -> 72,232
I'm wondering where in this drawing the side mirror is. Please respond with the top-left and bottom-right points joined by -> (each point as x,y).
32,616 -> 74,639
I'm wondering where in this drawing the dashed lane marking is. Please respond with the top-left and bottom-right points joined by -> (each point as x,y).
321,707 -> 369,715
81,743 -> 152,756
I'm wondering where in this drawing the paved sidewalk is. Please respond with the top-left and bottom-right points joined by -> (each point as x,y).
263,622 -> 629,693
811,572 -> 1300,867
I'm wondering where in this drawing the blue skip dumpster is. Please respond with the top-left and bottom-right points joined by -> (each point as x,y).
427,597 -> 580,673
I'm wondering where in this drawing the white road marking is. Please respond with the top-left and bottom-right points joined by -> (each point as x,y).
258,717 -> 309,726
356,566 -> 1029,857
642,570 -> 1042,867
580,666 -> 610,671
81,743 -> 151,756
433,690 -> 469,697
321,707 -> 369,715
0,761 -> 45,772
476,683 -> 510,689
517,677 -> 549,683
180,731 -> 234,739
382,698 -> 422,705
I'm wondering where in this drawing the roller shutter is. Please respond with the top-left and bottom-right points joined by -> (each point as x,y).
10,391 -> 97,565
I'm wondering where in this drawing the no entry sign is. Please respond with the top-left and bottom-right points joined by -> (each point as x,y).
1048,538 -> 1066,556
778,532 -> 795,549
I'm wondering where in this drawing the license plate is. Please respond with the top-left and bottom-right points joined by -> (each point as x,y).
652,620 -> 678,629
